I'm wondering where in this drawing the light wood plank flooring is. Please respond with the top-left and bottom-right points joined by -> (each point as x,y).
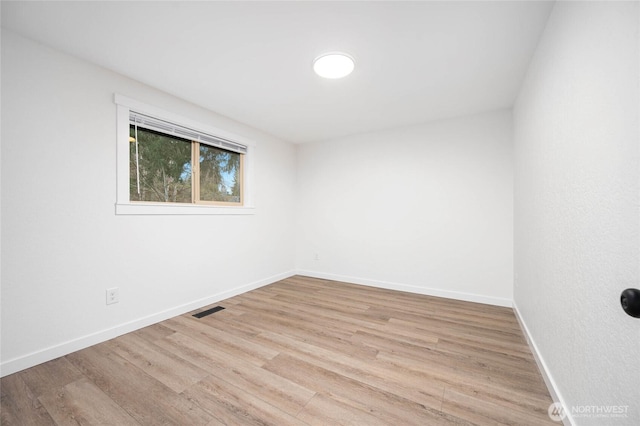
1,276 -> 555,425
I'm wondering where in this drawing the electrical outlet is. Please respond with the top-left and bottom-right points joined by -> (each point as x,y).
106,287 -> 119,305
314,253 -> 319,261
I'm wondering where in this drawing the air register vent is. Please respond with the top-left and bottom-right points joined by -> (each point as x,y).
192,306 -> 225,318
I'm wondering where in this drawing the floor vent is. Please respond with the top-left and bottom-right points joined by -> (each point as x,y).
192,306 -> 225,318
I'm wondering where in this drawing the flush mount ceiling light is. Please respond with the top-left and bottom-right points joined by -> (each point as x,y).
313,52 -> 355,79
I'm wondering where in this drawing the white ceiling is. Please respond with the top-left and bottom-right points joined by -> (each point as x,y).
1,1 -> 554,144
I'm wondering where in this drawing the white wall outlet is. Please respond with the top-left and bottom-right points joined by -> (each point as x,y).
106,287 -> 119,305
314,253 -> 319,261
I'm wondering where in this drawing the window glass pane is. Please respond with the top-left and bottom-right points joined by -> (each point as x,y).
129,125 -> 192,203
199,145 -> 241,203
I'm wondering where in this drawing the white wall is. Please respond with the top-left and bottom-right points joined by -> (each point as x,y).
0,30 -> 296,375
296,110 -> 513,306
514,2 -> 639,425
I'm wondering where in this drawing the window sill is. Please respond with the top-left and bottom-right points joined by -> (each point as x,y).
115,203 -> 255,215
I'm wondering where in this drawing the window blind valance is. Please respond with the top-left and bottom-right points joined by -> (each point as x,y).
129,111 -> 247,154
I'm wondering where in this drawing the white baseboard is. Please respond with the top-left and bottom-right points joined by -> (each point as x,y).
512,302 -> 574,426
0,270 -> 295,378
295,269 -> 512,307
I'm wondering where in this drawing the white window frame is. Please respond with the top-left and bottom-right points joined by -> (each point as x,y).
114,94 -> 255,215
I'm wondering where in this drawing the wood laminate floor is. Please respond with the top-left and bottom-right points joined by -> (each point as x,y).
1,276 -> 555,425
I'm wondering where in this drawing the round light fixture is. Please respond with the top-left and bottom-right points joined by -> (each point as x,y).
313,52 -> 355,79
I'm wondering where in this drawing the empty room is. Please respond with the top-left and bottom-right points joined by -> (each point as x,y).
1,1 -> 638,425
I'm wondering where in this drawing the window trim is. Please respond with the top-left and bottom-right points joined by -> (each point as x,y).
115,94 -> 255,215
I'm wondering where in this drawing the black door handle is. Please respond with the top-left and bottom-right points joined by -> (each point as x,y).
621,288 -> 640,318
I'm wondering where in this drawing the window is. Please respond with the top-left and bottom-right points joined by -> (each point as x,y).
115,95 -> 254,215
129,113 -> 244,205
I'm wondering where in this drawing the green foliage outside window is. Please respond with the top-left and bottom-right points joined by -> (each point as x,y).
199,144 -> 241,203
129,125 -> 241,204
